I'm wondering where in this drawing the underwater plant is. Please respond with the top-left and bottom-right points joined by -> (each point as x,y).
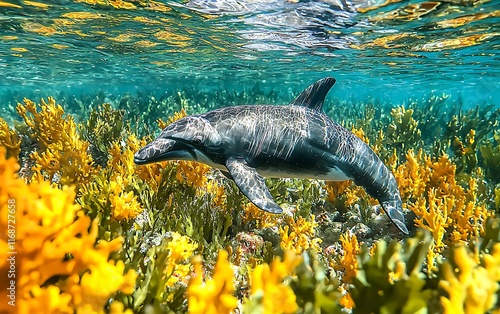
0,90 -> 498,313
15,97 -> 97,186
188,250 -> 237,314
0,147 -> 136,313
79,103 -> 126,167
0,117 -> 20,159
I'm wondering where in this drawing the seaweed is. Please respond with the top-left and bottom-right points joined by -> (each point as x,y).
386,106 -> 422,160
479,130 -> 500,184
350,231 -> 435,314
79,103 -> 126,167
1,88 -> 499,313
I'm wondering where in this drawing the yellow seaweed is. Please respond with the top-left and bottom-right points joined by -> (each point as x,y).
0,117 -> 20,158
0,148 -> 136,313
280,215 -> 322,254
16,97 -> 97,185
244,251 -> 301,313
440,244 -> 500,313
188,250 -> 237,314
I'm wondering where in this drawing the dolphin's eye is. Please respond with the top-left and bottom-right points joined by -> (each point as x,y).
192,136 -> 203,146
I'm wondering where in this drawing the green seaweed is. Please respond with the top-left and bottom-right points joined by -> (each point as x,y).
479,130 -> 500,184
291,252 -> 342,314
79,103 -> 126,167
386,106 -> 422,160
350,231 -> 436,314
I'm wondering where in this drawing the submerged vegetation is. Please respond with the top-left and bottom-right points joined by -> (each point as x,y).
1,89 -> 499,314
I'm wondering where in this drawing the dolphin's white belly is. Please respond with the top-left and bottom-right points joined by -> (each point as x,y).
256,166 -> 351,181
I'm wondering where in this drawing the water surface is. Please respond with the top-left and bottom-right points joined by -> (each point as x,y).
0,0 -> 498,108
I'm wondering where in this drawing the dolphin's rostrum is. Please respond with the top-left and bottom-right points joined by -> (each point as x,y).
134,77 -> 409,234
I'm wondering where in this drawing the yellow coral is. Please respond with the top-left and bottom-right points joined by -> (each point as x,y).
206,180 -> 227,208
188,250 -> 237,314
242,202 -> 279,228
440,244 -> 500,313
0,147 -> 136,313
176,160 -> 211,188
245,250 -> 301,314
325,180 -> 352,203
164,232 -> 198,288
109,176 -> 143,220
91,134 -> 154,221
351,126 -> 370,145
410,188 -> 451,273
16,97 -> 96,185
397,148 -> 492,273
394,148 -> 431,200
280,215 -> 322,254
157,108 -> 187,129
325,178 -> 374,208
336,232 -> 361,283
0,117 -> 21,159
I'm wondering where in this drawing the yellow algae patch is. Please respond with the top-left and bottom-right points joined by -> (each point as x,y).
351,33 -> 412,49
135,40 -> 159,48
188,250 -> 237,314
23,0 -> 49,8
52,43 -> 69,49
61,11 -> 105,19
53,18 -> 76,27
107,33 -> 144,43
145,0 -> 172,12
201,38 -> 227,52
1,35 -> 17,40
0,1 -> 21,8
371,2 -> 441,22
242,203 -> 278,229
10,47 -> 28,52
133,16 -> 162,25
415,33 -> 498,51
108,0 -> 136,9
154,30 -> 192,47
22,22 -> 57,35
434,11 -> 500,29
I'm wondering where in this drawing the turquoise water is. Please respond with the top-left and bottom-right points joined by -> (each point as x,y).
0,0 -> 498,109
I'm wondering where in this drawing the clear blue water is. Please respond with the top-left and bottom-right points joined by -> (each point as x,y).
0,0 -> 498,109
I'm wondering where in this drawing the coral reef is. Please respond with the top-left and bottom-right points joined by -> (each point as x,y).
0,147 -> 135,313
1,91 -> 499,313
15,97 -> 97,185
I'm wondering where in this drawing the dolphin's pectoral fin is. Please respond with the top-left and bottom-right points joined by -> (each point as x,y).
380,200 -> 409,234
226,157 -> 283,214
289,77 -> 336,111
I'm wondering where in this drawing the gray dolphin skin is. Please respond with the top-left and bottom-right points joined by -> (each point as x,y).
134,77 -> 409,234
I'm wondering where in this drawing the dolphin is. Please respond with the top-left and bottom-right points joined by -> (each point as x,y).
134,77 -> 409,234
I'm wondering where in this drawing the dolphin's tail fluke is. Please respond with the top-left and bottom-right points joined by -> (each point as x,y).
380,198 -> 409,234
348,142 -> 409,234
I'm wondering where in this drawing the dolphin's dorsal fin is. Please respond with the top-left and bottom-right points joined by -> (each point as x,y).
289,77 -> 336,111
